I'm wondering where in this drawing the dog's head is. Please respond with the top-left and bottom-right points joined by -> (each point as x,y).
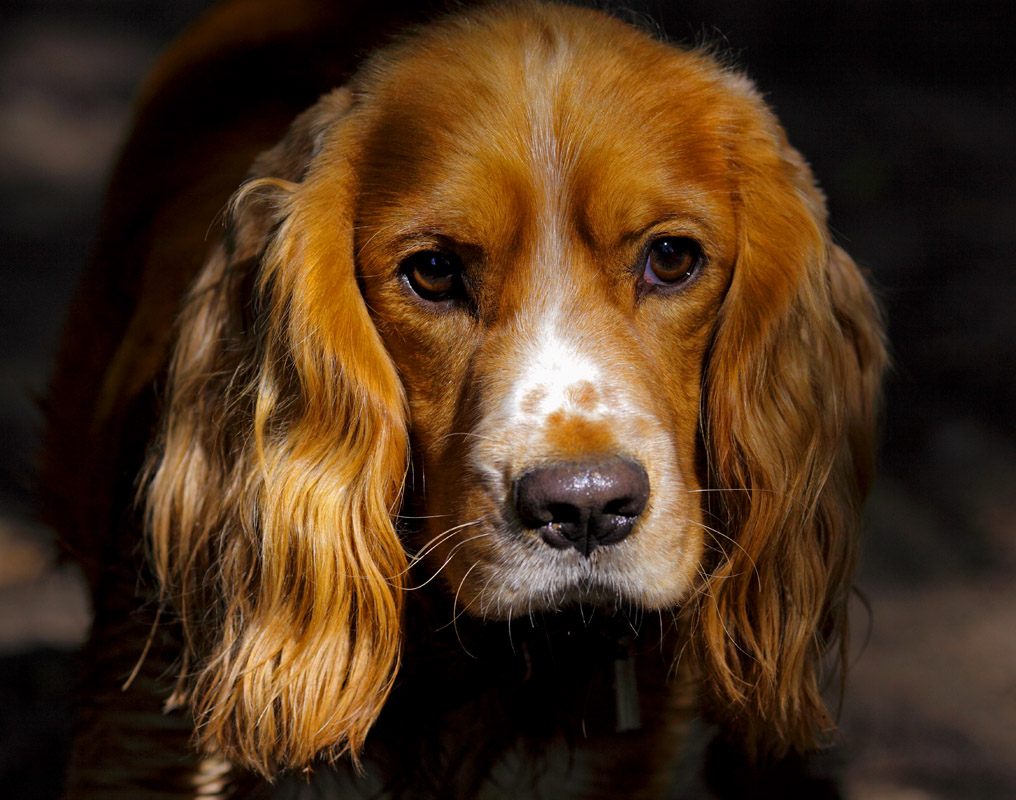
147,3 -> 886,775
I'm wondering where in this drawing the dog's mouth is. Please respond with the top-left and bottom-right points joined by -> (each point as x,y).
402,441 -> 702,618
408,525 -> 687,620
402,477 -> 702,618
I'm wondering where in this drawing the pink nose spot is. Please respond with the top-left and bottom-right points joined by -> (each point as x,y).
566,381 -> 598,410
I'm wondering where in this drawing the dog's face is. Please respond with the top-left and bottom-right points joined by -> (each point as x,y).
354,21 -> 740,615
148,3 -> 886,773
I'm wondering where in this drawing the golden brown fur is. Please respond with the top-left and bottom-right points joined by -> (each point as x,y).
46,1 -> 886,797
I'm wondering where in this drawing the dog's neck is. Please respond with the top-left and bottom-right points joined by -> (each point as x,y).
353,582 -> 697,798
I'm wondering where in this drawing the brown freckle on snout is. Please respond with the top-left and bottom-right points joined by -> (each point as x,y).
520,387 -> 547,415
544,411 -> 616,458
566,381 -> 599,409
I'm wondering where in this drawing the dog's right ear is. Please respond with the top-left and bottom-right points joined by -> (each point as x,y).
145,87 -> 410,776
226,87 -> 354,262
694,77 -> 886,756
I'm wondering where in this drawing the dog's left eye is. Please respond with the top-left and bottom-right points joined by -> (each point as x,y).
401,250 -> 465,302
643,236 -> 703,287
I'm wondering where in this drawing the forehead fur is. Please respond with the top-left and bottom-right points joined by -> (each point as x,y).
346,3 -> 768,256
354,3 -> 765,153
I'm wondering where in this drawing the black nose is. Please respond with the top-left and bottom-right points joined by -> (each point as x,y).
513,458 -> 650,557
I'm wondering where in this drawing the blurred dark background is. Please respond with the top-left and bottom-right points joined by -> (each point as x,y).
1,0 -> 1013,797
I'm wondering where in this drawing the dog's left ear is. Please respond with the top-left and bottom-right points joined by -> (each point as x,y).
694,82 -> 887,754
146,87 -> 409,775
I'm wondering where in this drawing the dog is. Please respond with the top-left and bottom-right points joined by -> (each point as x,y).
44,1 -> 886,797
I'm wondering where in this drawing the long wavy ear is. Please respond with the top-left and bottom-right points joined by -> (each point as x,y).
695,85 -> 887,754
145,88 -> 409,775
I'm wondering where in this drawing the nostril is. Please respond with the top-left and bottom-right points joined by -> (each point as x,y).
513,458 -> 650,556
547,503 -> 583,526
603,495 -> 640,517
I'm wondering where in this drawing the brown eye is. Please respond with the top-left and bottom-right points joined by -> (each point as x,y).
643,236 -> 703,287
402,250 -> 464,302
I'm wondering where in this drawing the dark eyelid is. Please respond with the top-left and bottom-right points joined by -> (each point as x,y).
619,214 -> 714,249
391,231 -> 481,258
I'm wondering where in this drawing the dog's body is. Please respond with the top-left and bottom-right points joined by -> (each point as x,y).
45,2 -> 886,797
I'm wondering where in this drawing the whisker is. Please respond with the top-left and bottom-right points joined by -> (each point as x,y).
407,518 -> 486,566
395,512 -> 455,521
434,430 -> 500,445
687,518 -> 762,592
686,486 -> 809,514
407,529 -> 492,590
448,562 -> 483,655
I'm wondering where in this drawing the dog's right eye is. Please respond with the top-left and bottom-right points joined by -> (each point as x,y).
401,250 -> 465,303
